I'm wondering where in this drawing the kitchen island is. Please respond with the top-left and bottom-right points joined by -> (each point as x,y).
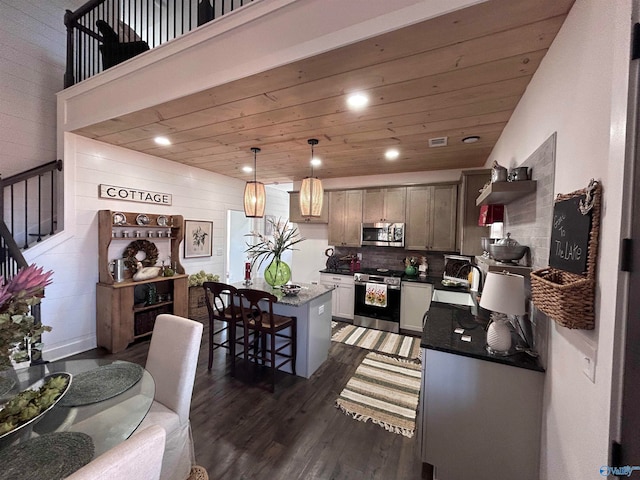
419,299 -> 544,480
232,280 -> 334,379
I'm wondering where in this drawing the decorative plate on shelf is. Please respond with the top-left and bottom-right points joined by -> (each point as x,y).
156,215 -> 168,227
112,212 -> 126,225
135,214 -> 150,226
0,372 -> 72,441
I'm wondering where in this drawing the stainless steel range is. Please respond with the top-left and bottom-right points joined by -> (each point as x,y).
353,268 -> 403,333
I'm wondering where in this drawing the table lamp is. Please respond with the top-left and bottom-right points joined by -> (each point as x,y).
479,271 -> 525,355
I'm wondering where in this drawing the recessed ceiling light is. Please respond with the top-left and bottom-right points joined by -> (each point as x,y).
347,92 -> 369,110
154,136 -> 171,146
462,135 -> 480,144
310,157 -> 322,167
385,149 -> 400,160
242,166 -> 253,173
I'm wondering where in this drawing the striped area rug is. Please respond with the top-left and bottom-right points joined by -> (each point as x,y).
336,352 -> 422,437
331,324 -> 421,360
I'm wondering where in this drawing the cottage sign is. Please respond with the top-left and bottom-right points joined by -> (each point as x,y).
99,184 -> 172,206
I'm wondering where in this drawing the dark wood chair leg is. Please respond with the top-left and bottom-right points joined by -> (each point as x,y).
208,316 -> 214,370
229,320 -> 236,377
270,331 -> 277,393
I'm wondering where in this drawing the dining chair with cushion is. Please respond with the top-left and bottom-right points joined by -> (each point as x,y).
136,314 -> 203,480
202,281 -> 245,375
66,425 -> 165,480
237,288 -> 297,392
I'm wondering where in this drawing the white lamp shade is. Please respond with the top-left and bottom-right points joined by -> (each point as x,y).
244,181 -> 266,218
299,177 -> 324,216
479,271 -> 525,315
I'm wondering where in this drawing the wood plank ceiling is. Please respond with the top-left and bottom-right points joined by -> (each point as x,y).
73,0 -> 575,185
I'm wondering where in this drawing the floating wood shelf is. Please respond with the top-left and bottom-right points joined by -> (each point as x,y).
476,180 -> 537,206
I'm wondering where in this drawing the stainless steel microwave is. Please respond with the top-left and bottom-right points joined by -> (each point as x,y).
361,223 -> 405,247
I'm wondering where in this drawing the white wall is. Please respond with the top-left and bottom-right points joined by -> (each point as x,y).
485,1 -> 631,478
0,0 -> 85,178
24,133 -> 286,360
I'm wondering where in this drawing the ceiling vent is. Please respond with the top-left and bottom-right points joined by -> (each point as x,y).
429,136 -> 448,148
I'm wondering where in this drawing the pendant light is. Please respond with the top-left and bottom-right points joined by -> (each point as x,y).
300,138 -> 324,216
244,147 -> 266,218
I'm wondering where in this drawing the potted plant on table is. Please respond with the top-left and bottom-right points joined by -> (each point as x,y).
0,264 -> 53,370
245,218 -> 305,287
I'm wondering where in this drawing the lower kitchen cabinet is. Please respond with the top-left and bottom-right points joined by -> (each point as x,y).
319,273 -> 354,320
400,282 -> 432,333
420,348 -> 543,480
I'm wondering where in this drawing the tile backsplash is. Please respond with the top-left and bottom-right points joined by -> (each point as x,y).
333,245 -> 451,276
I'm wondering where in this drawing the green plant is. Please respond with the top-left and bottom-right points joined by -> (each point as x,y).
244,217 -> 305,271
188,270 -> 220,287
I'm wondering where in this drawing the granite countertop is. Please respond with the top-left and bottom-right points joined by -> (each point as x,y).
421,301 -> 544,373
233,279 -> 334,307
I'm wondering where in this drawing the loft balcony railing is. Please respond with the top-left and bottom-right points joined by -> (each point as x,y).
1,160 -> 63,250
64,0 -> 254,87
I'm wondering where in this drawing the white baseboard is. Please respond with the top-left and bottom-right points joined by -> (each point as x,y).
43,335 -> 97,362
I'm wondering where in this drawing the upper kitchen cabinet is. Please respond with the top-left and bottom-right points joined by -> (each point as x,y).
328,190 -> 363,247
289,191 -> 329,224
362,187 -> 406,223
405,184 -> 458,251
459,170 -> 491,256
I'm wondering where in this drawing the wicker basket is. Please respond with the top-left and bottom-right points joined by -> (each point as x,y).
530,181 -> 601,330
188,286 -> 208,320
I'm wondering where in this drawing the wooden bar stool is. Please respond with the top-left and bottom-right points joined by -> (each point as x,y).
237,288 -> 297,392
202,281 -> 244,376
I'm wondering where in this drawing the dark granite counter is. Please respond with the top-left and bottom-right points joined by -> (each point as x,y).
319,268 -> 353,276
234,279 -> 334,306
421,301 -> 544,373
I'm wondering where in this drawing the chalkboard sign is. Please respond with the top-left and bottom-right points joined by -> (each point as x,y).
549,195 -> 592,274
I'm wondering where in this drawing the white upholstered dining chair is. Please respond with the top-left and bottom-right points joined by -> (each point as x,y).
136,313 -> 203,480
66,425 -> 165,480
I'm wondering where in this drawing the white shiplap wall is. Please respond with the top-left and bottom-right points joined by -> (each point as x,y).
0,0 -> 84,177
25,133 -> 288,360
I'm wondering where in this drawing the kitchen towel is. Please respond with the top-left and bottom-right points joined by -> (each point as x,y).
364,282 -> 387,307
336,352 -> 422,438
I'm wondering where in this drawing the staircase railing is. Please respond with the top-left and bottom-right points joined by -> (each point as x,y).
64,0 -> 254,87
0,160 -> 63,250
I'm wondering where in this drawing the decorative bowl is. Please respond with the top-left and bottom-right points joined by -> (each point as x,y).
0,372 -> 72,443
280,284 -> 302,296
488,244 -> 528,263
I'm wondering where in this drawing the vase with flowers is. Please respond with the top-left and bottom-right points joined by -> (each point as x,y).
245,218 -> 305,287
0,264 -> 53,370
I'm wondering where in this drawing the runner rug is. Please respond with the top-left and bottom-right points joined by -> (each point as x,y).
336,352 -> 422,438
331,324 -> 421,360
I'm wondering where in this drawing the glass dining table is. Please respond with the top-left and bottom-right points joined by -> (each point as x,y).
0,358 -> 155,458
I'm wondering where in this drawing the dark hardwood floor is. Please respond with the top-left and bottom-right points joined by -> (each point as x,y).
70,320 -> 423,479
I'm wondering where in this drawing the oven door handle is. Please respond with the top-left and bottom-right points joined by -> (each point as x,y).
354,281 -> 400,290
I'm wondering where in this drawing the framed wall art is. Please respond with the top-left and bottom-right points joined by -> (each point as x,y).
184,220 -> 213,258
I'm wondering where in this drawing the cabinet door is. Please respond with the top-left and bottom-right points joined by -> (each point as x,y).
319,274 -> 340,317
384,187 -> 406,223
363,188 -> 406,223
405,186 -> 432,250
362,189 -> 385,223
289,192 -> 329,224
430,185 -> 458,251
335,283 -> 355,320
400,282 -> 432,332
328,191 -> 347,246
343,190 -> 363,247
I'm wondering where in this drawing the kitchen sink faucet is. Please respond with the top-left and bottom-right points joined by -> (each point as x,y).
455,264 -> 484,293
